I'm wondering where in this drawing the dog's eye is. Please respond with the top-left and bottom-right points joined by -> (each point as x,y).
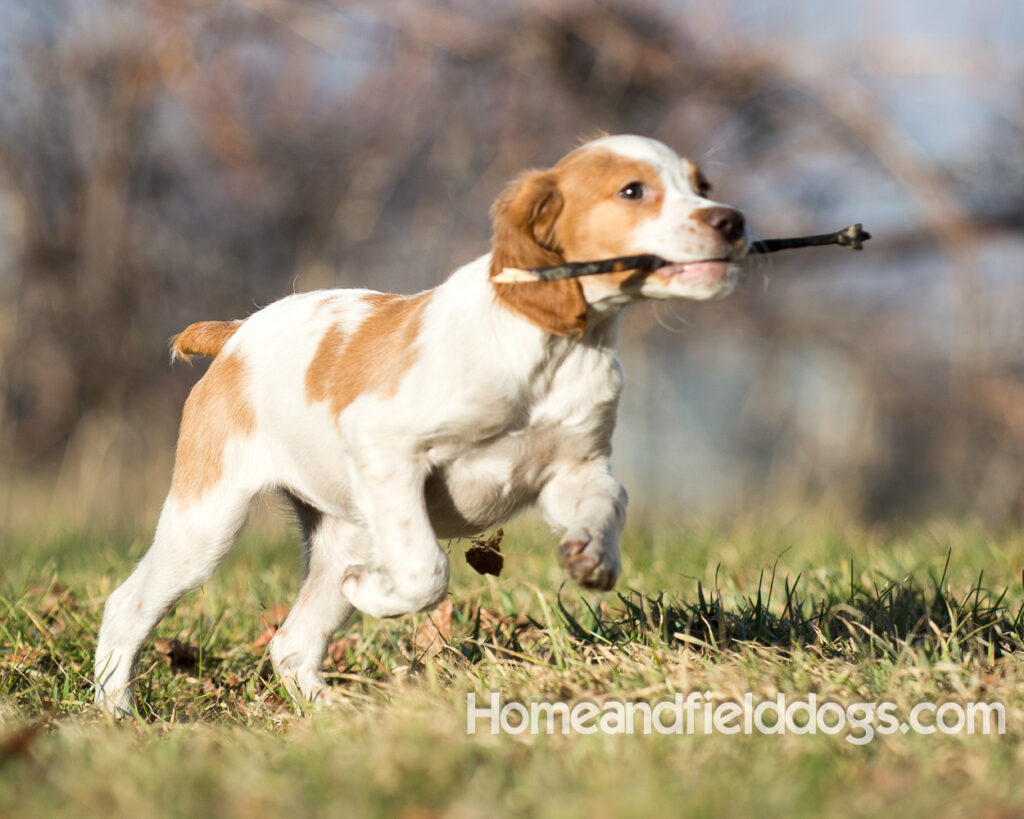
689,165 -> 713,197
618,182 -> 645,200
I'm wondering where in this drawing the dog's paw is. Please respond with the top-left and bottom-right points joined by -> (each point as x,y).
558,528 -> 620,591
94,689 -> 136,719
278,670 -> 347,714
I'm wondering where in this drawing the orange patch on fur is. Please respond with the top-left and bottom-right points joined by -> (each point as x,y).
305,292 -> 430,419
171,320 -> 242,362
488,169 -> 587,337
171,352 -> 256,505
488,148 -> 665,335
551,149 -> 665,260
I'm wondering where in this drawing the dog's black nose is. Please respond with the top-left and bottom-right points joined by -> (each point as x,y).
696,207 -> 746,243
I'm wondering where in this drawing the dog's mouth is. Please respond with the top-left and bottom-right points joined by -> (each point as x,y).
651,258 -> 736,284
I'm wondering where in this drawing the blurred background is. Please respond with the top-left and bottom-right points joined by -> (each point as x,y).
0,0 -> 1022,533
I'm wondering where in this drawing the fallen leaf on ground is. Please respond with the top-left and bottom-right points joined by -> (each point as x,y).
260,604 -> 291,630
152,638 -> 199,673
327,635 -> 359,666
414,599 -> 454,657
27,583 -> 78,617
3,647 -> 44,666
253,604 -> 291,650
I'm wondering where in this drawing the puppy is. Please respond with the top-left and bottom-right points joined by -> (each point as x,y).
95,135 -> 748,713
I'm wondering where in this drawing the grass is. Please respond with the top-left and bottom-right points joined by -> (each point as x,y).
2,515 -> 1024,817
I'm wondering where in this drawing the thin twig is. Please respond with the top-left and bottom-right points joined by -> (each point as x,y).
493,224 -> 871,283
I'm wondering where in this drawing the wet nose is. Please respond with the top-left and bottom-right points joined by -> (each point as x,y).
696,206 -> 746,243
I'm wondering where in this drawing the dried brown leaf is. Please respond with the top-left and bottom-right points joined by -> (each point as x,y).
327,636 -> 354,666
253,626 -> 277,651
253,603 -> 291,650
152,638 -> 199,673
27,583 -> 77,617
3,647 -> 44,666
414,598 -> 454,657
465,528 -> 504,577
260,604 -> 291,630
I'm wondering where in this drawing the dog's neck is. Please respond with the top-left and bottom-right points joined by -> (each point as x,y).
424,254 -> 625,391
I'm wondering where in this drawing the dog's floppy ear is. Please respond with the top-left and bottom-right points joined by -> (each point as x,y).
488,169 -> 587,337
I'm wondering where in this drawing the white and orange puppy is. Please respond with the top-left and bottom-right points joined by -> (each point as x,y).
95,135 -> 748,713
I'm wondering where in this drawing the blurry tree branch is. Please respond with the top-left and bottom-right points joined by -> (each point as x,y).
0,0 -> 1021,525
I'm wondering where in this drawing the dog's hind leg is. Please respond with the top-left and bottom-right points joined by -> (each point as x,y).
269,496 -> 364,705
94,485 -> 256,716
95,344 -> 266,715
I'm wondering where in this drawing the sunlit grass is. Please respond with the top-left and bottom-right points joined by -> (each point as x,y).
2,517 -> 1024,817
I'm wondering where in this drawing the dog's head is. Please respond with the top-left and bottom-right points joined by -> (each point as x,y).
489,135 -> 748,335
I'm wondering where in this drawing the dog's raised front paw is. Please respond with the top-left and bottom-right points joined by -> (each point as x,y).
558,529 -> 620,591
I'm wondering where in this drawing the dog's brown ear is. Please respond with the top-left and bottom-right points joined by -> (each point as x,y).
489,169 -> 587,336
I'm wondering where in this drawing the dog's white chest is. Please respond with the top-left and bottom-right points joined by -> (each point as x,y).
425,349 -> 623,538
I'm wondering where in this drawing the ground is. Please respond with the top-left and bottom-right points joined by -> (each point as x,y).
2,515 -> 1024,818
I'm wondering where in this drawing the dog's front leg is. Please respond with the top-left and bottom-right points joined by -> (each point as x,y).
340,447 -> 450,619
537,460 -> 628,591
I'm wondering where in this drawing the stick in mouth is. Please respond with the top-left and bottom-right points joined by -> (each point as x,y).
492,223 -> 871,284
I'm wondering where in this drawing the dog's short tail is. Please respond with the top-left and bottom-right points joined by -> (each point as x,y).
170,320 -> 243,363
